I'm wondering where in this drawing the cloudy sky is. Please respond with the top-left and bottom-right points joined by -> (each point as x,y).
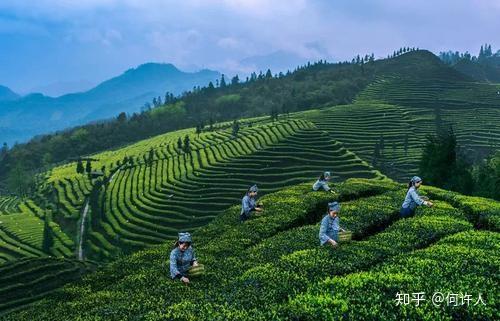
0,0 -> 498,94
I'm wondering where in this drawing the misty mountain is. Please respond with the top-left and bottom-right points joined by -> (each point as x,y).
0,85 -> 19,102
0,63 -> 219,144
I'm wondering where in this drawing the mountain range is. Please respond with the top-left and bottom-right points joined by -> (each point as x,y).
0,63 -> 219,145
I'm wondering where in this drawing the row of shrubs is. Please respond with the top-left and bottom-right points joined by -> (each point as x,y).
283,230 -> 498,321
4,178 -> 395,319
158,198 -> 474,320
4,178 -> 498,320
423,185 -> 500,231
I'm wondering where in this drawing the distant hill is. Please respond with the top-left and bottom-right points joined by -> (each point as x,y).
0,63 -> 220,144
0,85 -> 19,102
453,56 -> 500,83
438,46 -> 500,83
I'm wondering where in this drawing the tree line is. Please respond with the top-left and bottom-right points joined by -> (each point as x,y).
419,127 -> 500,200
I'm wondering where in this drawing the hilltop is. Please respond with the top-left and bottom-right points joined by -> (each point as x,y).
439,45 -> 500,83
0,86 -> 19,102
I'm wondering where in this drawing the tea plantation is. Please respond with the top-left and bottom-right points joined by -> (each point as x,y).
0,50 -> 499,318
2,178 -> 497,320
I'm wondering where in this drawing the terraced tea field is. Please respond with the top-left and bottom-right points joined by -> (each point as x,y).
0,257 -> 96,314
305,103 -> 423,180
0,200 -> 74,264
86,119 -> 380,259
357,75 -> 500,109
1,49 -> 499,316
3,178 -> 497,320
0,117 -> 384,314
0,196 -> 20,214
297,76 -> 500,181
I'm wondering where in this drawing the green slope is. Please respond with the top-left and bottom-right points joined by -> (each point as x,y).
0,49 -> 499,315
2,179 -> 497,320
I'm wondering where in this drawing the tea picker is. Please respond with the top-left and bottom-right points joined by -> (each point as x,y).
319,201 -> 350,248
240,184 -> 263,222
400,176 -> 433,218
312,171 -> 337,194
169,232 -> 204,284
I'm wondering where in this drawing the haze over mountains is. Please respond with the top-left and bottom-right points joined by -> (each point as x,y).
0,64 -> 219,145
2,45 -> 499,148
28,79 -> 96,98
0,50 -> 313,146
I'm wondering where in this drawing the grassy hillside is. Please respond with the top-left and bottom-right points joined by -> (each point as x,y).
0,116 -> 383,314
47,117 -> 381,261
0,49 -> 499,316
2,178 -> 497,320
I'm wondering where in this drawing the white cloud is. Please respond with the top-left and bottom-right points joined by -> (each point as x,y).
0,0 -> 499,91
217,37 -> 244,50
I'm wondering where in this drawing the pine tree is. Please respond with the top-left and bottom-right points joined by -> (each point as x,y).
76,158 -> 84,174
231,75 -> 240,85
0,142 -> 7,161
177,137 -> 183,151
435,107 -> 444,134
232,120 -> 240,138
379,135 -> 385,152
419,127 -> 473,194
183,135 -> 191,153
208,117 -> 214,131
485,44 -> 492,57
220,74 -> 227,88
85,160 -> 92,173
372,142 -> 380,166
42,213 -> 54,253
